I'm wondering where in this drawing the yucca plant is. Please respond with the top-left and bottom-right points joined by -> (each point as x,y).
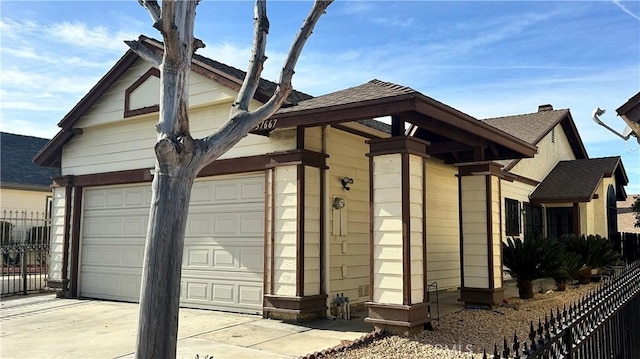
561,234 -> 621,284
502,237 -> 564,299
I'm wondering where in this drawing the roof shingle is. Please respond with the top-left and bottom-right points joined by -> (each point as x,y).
530,157 -> 625,202
1,132 -> 60,188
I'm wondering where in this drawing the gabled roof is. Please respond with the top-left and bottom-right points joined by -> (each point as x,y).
34,35 -> 313,168
616,91 -> 640,138
1,132 -> 60,190
483,106 -> 588,171
276,79 -> 415,114
530,157 -> 628,203
271,79 -> 537,162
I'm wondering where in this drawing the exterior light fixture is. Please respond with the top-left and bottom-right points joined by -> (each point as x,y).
341,177 -> 354,191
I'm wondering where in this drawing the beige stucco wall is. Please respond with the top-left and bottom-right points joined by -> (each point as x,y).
324,127 -> 371,305
62,59 -> 296,176
425,159 -> 460,290
0,188 -> 50,214
510,124 -> 576,181
579,177 -> 616,237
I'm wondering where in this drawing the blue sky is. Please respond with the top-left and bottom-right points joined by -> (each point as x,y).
1,1 -> 639,192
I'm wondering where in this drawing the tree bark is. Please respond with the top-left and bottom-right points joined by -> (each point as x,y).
128,1 -> 333,358
136,169 -> 195,358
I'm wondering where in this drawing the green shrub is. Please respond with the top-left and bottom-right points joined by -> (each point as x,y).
502,236 -> 564,299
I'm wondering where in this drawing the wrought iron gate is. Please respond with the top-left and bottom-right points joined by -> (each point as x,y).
1,210 -> 50,296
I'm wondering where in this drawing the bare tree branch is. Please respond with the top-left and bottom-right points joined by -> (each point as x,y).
198,0 -> 333,168
125,40 -> 162,67
233,0 -> 269,114
138,0 -> 162,29
252,0 -> 333,120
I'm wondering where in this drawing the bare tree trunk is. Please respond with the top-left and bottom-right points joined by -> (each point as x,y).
136,170 -> 194,357
127,1 -> 333,358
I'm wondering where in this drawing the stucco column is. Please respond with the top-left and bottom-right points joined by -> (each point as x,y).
365,137 -> 430,336
457,161 -> 504,306
263,150 -> 328,321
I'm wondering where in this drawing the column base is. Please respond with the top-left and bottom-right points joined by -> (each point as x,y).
460,287 -> 504,307
263,294 -> 327,322
364,302 -> 430,336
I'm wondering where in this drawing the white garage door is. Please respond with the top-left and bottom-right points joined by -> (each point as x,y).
79,173 -> 265,314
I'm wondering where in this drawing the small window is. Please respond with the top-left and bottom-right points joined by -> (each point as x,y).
505,198 -> 521,236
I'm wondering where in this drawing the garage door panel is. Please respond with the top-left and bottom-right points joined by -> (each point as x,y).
81,174 -> 264,314
84,187 -> 152,210
84,215 -> 148,237
82,244 -> 144,267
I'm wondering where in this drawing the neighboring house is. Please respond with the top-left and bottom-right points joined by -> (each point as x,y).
34,36 -> 628,335
1,132 -> 59,215
617,194 -> 640,233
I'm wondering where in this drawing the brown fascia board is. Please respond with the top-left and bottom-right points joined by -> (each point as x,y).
560,111 -> 588,159
272,94 -> 417,125
616,91 -> 640,117
413,95 -> 537,159
531,196 -> 593,204
33,50 -> 141,168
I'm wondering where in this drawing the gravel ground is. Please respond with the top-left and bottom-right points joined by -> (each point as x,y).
324,282 -> 599,359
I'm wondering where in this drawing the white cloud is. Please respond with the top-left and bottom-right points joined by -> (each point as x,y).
47,21 -> 138,53
0,119 -> 59,139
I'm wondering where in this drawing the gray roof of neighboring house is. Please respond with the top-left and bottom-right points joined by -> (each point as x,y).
1,132 -> 60,188
530,157 -> 628,202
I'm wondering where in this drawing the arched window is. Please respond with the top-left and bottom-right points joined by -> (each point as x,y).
607,184 -> 618,239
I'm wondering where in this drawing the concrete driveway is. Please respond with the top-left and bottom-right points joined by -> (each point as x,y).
1,294 -> 371,359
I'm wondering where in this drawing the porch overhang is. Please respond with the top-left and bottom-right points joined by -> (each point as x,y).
266,88 -> 537,163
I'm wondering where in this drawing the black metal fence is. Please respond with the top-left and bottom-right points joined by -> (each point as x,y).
1,210 -> 51,296
480,260 -> 640,359
612,232 -> 640,264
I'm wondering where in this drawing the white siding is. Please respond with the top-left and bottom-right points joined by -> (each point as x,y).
425,159 -> 460,290
372,154 -> 403,304
304,166 -> 321,296
325,128 -> 370,304
460,175 -> 489,288
62,60 -> 297,176
49,186 -> 67,282
272,166 -> 298,296
409,155 -> 424,304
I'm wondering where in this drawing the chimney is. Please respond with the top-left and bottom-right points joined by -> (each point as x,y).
538,104 -> 553,112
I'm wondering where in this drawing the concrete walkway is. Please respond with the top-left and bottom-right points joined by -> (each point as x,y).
1,294 -> 370,359
0,281 -> 534,359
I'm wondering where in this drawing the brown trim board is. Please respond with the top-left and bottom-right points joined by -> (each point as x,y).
124,67 -> 160,118
401,152 -> 411,305
69,186 -> 83,297
486,175 -> 494,290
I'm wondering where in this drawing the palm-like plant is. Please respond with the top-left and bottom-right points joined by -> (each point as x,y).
502,237 -> 564,299
552,252 -> 583,291
561,234 -> 621,284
